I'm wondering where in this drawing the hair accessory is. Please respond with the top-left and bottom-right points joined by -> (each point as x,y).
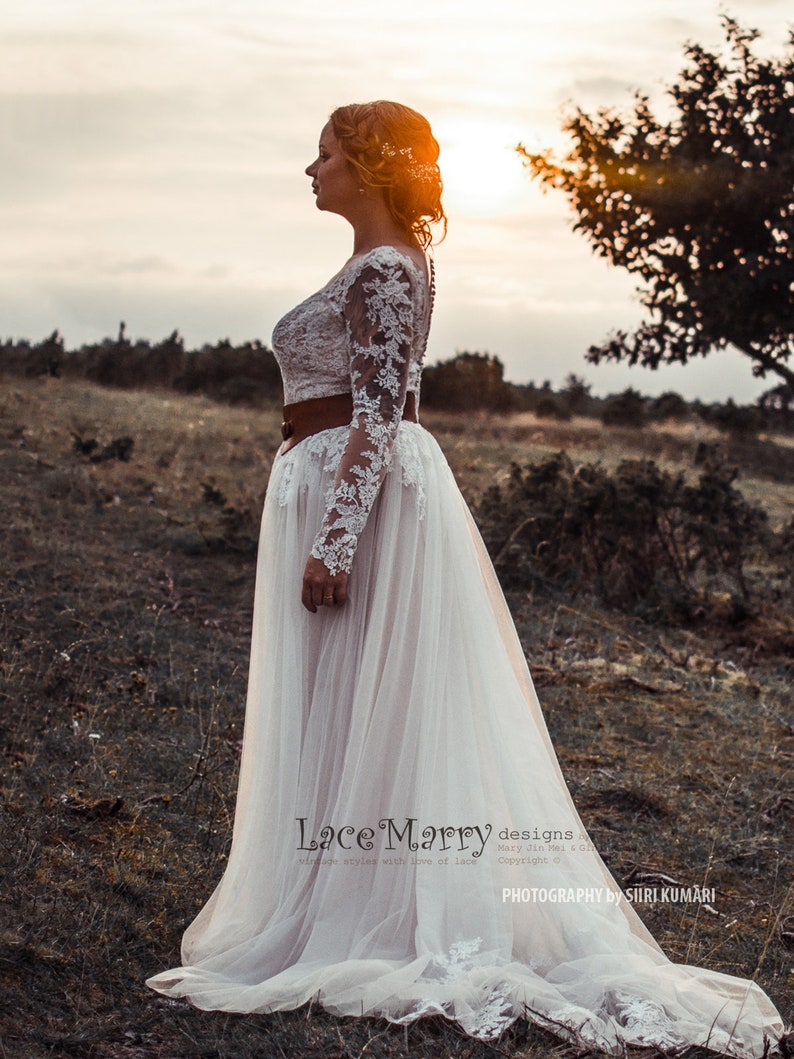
381,142 -> 437,183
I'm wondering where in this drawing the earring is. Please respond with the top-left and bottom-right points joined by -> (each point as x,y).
359,187 -> 365,196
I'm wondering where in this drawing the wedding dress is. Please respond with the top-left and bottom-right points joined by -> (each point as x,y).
147,246 -> 785,1055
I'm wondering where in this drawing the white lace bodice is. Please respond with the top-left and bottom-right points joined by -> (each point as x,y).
271,245 -> 434,574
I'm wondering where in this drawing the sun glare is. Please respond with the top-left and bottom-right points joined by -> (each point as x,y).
436,116 -> 529,218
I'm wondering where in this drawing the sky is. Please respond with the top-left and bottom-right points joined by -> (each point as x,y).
2,0 -> 791,401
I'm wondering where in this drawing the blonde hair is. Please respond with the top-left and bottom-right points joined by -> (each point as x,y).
330,101 -> 446,248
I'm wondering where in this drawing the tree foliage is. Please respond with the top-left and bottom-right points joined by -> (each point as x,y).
518,17 -> 794,393
420,351 -> 518,411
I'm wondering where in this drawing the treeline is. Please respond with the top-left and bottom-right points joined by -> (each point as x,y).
2,328 -> 792,435
420,352 -> 794,436
0,326 -> 281,407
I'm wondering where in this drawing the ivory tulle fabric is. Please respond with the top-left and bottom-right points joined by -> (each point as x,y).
147,249 -> 785,1056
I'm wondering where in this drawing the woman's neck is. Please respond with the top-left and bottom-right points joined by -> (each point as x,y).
349,201 -> 419,256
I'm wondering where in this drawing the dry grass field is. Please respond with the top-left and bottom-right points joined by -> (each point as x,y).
1,376 -> 792,1059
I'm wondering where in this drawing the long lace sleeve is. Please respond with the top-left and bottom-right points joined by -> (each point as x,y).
310,258 -> 416,575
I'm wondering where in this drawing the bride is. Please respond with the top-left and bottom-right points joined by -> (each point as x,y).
147,100 -> 785,1056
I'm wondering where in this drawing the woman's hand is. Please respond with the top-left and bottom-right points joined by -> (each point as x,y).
301,555 -> 349,613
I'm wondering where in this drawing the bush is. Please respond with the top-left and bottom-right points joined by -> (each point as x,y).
559,373 -> 595,416
710,400 -> 764,438
0,331 -> 63,377
601,388 -> 647,427
474,452 -> 767,617
64,330 -> 187,389
175,339 -> 282,404
534,394 -> 572,421
421,352 -> 518,412
648,391 -> 690,422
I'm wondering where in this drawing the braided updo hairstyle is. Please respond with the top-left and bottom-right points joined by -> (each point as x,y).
330,101 -> 446,248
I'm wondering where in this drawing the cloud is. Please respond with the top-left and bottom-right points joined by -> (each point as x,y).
562,76 -> 643,107
1,0 -> 791,402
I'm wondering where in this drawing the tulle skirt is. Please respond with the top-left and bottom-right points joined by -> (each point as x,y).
147,422 -> 784,1055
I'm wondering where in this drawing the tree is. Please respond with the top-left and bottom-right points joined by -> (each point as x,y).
518,17 -> 794,394
420,351 -> 517,411
560,372 -> 593,414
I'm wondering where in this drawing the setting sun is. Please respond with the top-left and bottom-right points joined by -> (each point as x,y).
436,116 -> 529,217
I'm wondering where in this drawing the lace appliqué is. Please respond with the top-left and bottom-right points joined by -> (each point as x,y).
276,427 -> 348,508
310,257 -> 427,575
394,426 -> 427,521
536,991 -> 720,1054
430,938 -> 515,1040
271,246 -> 432,574
271,246 -> 428,405
606,992 -> 689,1051
276,424 -> 428,528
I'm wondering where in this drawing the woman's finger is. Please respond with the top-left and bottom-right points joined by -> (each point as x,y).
301,556 -> 348,611
301,578 -> 317,612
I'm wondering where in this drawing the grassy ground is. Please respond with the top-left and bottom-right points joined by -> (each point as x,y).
1,376 -> 792,1059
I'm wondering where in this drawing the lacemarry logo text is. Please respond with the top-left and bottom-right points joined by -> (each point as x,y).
296,817 -> 493,857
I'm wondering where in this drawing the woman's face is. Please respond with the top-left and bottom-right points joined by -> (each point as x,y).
305,123 -> 361,218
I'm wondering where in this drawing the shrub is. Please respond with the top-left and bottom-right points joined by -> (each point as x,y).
601,388 -> 647,427
474,452 -> 767,617
701,399 -> 764,438
559,373 -> 595,416
175,339 -> 282,404
534,394 -> 572,421
0,331 -> 63,377
648,391 -> 690,422
421,352 -> 518,412
64,330 -> 187,389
